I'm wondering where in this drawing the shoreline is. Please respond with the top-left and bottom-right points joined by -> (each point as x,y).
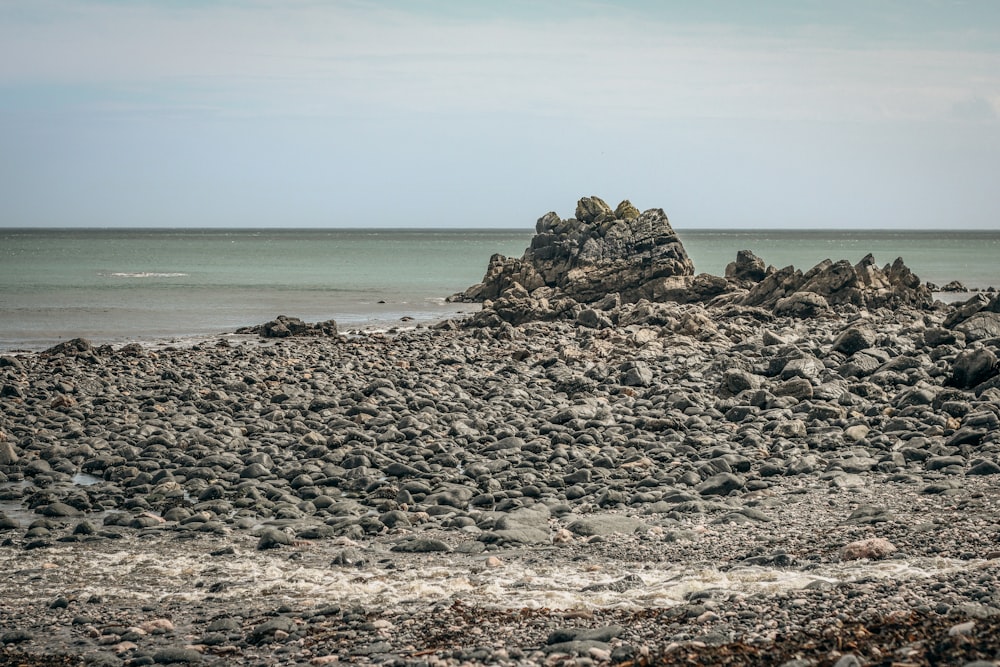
0,290 -> 989,355
2,294 -> 1000,665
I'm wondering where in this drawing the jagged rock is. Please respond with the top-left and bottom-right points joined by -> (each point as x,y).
458,197 -> 931,327
941,280 -> 968,292
576,195 -> 615,223
42,338 -> 99,358
945,294 -> 1000,341
651,273 -> 730,304
957,313 -> 1000,342
613,199 -> 641,221
774,292 -> 830,319
238,315 -> 338,338
458,196 -> 694,307
460,254 -> 545,302
725,249 -> 768,284
741,254 -> 931,311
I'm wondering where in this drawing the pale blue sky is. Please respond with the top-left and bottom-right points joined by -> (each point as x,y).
1,0 -> 998,228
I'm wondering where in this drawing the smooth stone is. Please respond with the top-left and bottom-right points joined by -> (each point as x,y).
566,515 -> 648,536
390,537 -> 451,553
152,648 -> 203,664
696,472 -> 745,496
256,527 -> 293,550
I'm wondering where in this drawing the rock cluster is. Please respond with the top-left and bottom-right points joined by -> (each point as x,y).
739,252 -> 933,314
459,197 -> 933,327
236,315 -> 339,338
459,195 -> 694,306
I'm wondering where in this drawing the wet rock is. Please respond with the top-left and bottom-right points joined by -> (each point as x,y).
256,527 -> 294,550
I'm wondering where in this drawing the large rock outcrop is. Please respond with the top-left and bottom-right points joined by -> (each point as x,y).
460,196 -> 694,305
459,197 -> 935,327
739,253 -> 932,314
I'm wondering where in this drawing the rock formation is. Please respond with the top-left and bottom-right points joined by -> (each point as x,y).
460,197 -> 935,326
460,196 -> 694,305
237,315 -> 339,338
740,253 -> 933,315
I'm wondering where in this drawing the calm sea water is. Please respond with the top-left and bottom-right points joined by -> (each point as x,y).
1,228 -> 998,351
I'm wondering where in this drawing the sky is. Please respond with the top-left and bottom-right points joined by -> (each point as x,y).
1,1 -> 999,229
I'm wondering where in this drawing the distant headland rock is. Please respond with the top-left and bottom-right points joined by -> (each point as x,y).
458,196 -> 934,326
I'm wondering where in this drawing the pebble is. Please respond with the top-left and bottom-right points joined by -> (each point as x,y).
0,295 -> 998,665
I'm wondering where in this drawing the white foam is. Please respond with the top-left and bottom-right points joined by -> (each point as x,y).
105,272 -> 188,278
0,540 -> 983,611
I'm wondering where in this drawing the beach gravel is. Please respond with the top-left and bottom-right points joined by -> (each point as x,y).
1,294 -> 1000,665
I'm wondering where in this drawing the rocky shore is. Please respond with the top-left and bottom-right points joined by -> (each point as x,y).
2,198 -> 1000,666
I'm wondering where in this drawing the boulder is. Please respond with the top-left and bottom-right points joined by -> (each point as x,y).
238,315 -> 338,338
949,348 -> 998,389
774,292 -> 830,319
831,326 -> 877,355
725,249 -> 768,284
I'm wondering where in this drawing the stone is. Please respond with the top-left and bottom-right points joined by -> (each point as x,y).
949,348 -> 998,389
152,648 -> 204,664
742,254 -> 931,312
391,537 -> 451,553
696,473 -> 745,496
256,527 -> 293,550
0,441 -> 17,465
831,327 -> 877,355
725,249 -> 767,284
238,315 -> 338,339
619,361 -> 653,387
957,312 -> 1000,342
566,515 -> 648,536
774,292 -> 829,318
840,537 -> 897,561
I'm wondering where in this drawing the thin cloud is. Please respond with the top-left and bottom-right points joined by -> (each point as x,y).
1,1 -> 998,125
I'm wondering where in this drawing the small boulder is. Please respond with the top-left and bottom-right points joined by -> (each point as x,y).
840,537 -> 897,561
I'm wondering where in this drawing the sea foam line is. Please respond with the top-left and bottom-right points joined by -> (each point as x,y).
104,271 -> 189,278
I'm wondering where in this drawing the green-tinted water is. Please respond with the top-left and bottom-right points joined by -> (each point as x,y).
1,228 -> 997,350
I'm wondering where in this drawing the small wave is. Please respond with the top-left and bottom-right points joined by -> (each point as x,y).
105,272 -> 188,278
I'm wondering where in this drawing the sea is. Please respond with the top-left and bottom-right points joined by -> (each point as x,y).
1,228 -> 998,352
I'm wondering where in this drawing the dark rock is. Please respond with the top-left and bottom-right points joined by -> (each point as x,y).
619,360 -> 653,387
743,254 -> 931,313
725,249 -> 768,284
949,348 -> 998,388
968,460 -> 1000,475
957,312 -> 1000,342
696,472 -> 745,496
248,616 -> 297,643
832,326 -> 877,355
256,527 -> 293,550
238,315 -> 338,338
152,648 -> 204,664
1,629 -> 33,644
457,196 -> 694,306
42,337 -> 98,358
390,537 -> 451,553
547,625 -> 625,645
